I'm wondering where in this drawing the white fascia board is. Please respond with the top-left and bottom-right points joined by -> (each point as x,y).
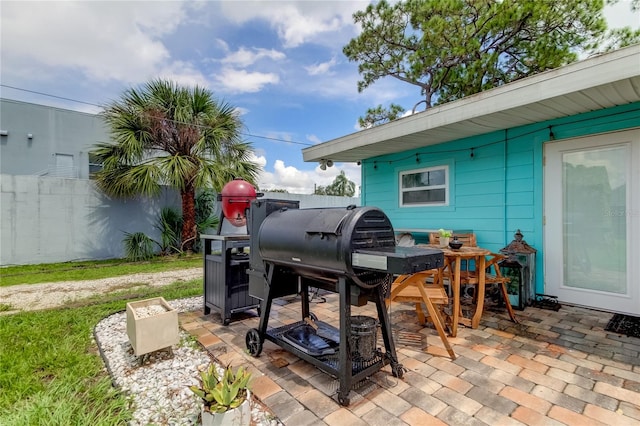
303,44 -> 640,162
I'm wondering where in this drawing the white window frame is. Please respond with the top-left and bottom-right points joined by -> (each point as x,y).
399,165 -> 449,207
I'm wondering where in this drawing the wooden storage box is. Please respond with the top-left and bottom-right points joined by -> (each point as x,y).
126,297 -> 178,356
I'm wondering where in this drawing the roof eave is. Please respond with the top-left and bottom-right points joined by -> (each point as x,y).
303,44 -> 640,163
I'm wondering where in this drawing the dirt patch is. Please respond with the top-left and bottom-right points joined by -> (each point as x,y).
0,268 -> 202,314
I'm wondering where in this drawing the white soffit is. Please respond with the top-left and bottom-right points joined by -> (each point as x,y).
303,44 -> 640,163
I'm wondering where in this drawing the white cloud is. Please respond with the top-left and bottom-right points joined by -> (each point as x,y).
222,47 -> 286,67
234,106 -> 250,117
255,155 -> 361,196
157,61 -> 211,88
220,1 -> 368,48
213,68 -> 280,93
306,134 -> 322,144
256,159 -> 314,193
0,1 -> 199,84
603,1 -> 640,29
305,57 -> 338,76
250,153 -> 268,168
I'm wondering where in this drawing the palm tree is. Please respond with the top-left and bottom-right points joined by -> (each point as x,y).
93,79 -> 259,252
317,171 -> 356,197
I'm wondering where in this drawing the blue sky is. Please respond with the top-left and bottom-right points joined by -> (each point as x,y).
1,1 -> 638,195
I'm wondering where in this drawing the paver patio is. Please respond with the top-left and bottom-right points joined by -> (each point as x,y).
180,292 -> 640,425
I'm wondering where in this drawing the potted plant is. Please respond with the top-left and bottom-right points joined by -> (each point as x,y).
189,363 -> 252,426
438,229 -> 453,247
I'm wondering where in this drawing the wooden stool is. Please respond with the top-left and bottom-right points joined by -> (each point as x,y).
388,271 -> 456,360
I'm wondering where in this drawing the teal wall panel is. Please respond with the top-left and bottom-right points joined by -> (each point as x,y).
361,102 -> 640,296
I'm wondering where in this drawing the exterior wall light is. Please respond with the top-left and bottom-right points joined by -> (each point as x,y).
319,159 -> 333,170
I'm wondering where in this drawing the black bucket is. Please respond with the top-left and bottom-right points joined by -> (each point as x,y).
349,315 -> 378,361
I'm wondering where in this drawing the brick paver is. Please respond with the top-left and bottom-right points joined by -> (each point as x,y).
180,294 -> 640,425
547,405 -> 606,426
400,406 -> 447,426
499,385 -> 552,413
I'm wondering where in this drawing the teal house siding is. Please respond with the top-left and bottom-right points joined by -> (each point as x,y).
303,47 -> 639,313
360,102 -> 640,295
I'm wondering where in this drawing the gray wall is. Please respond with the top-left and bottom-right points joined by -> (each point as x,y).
0,174 -> 360,266
259,191 -> 360,209
0,98 -> 109,179
0,174 -> 181,266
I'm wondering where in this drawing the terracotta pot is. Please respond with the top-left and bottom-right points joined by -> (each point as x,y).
201,392 -> 251,426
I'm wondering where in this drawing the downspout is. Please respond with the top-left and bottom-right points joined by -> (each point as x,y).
504,129 -> 508,245
360,161 -> 366,206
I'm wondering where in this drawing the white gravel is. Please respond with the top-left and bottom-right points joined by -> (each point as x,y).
3,269 -> 281,425
95,297 -> 210,425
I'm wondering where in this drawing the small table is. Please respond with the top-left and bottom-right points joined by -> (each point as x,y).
419,245 -> 490,337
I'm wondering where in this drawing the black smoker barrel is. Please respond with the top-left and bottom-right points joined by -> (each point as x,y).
258,204 -> 398,287
245,200 -> 443,405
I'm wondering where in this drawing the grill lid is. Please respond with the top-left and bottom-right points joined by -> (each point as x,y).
305,206 -> 355,235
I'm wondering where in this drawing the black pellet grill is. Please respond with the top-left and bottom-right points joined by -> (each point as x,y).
245,199 -> 443,405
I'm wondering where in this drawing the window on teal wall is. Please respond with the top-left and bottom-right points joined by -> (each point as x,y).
400,165 -> 449,207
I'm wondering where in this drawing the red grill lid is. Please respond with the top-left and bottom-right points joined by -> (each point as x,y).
220,178 -> 258,227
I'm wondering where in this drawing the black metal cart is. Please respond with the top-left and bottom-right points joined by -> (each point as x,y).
246,272 -> 398,406
201,234 -> 260,325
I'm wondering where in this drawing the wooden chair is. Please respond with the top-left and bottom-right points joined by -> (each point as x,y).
430,232 -> 518,324
482,253 -> 519,323
387,270 -> 456,360
429,232 -> 477,248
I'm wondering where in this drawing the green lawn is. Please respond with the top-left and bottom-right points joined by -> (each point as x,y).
0,254 -> 202,287
0,259 -> 202,425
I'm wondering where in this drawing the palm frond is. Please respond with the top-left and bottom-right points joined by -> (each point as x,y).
94,78 -> 262,251
122,231 -> 157,261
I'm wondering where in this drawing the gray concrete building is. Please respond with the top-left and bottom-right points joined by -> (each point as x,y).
1,98 -> 108,179
0,99 -> 358,265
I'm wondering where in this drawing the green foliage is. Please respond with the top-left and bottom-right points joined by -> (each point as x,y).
344,0 -> 639,125
359,103 -> 406,128
0,255 -> 202,287
122,231 -> 156,261
0,279 -> 201,425
315,171 -> 357,197
153,191 -> 218,255
0,305 -> 132,424
93,79 -> 260,252
195,190 -> 219,234
438,228 -> 452,238
192,190 -> 220,252
189,364 -> 252,414
156,207 -> 183,255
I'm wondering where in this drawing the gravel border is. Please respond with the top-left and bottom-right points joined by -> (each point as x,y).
94,296 -> 282,426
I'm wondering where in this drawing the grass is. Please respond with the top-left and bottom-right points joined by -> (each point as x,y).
0,254 -> 202,287
0,262 -> 202,426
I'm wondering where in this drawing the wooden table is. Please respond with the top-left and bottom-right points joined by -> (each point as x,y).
419,245 -> 491,337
